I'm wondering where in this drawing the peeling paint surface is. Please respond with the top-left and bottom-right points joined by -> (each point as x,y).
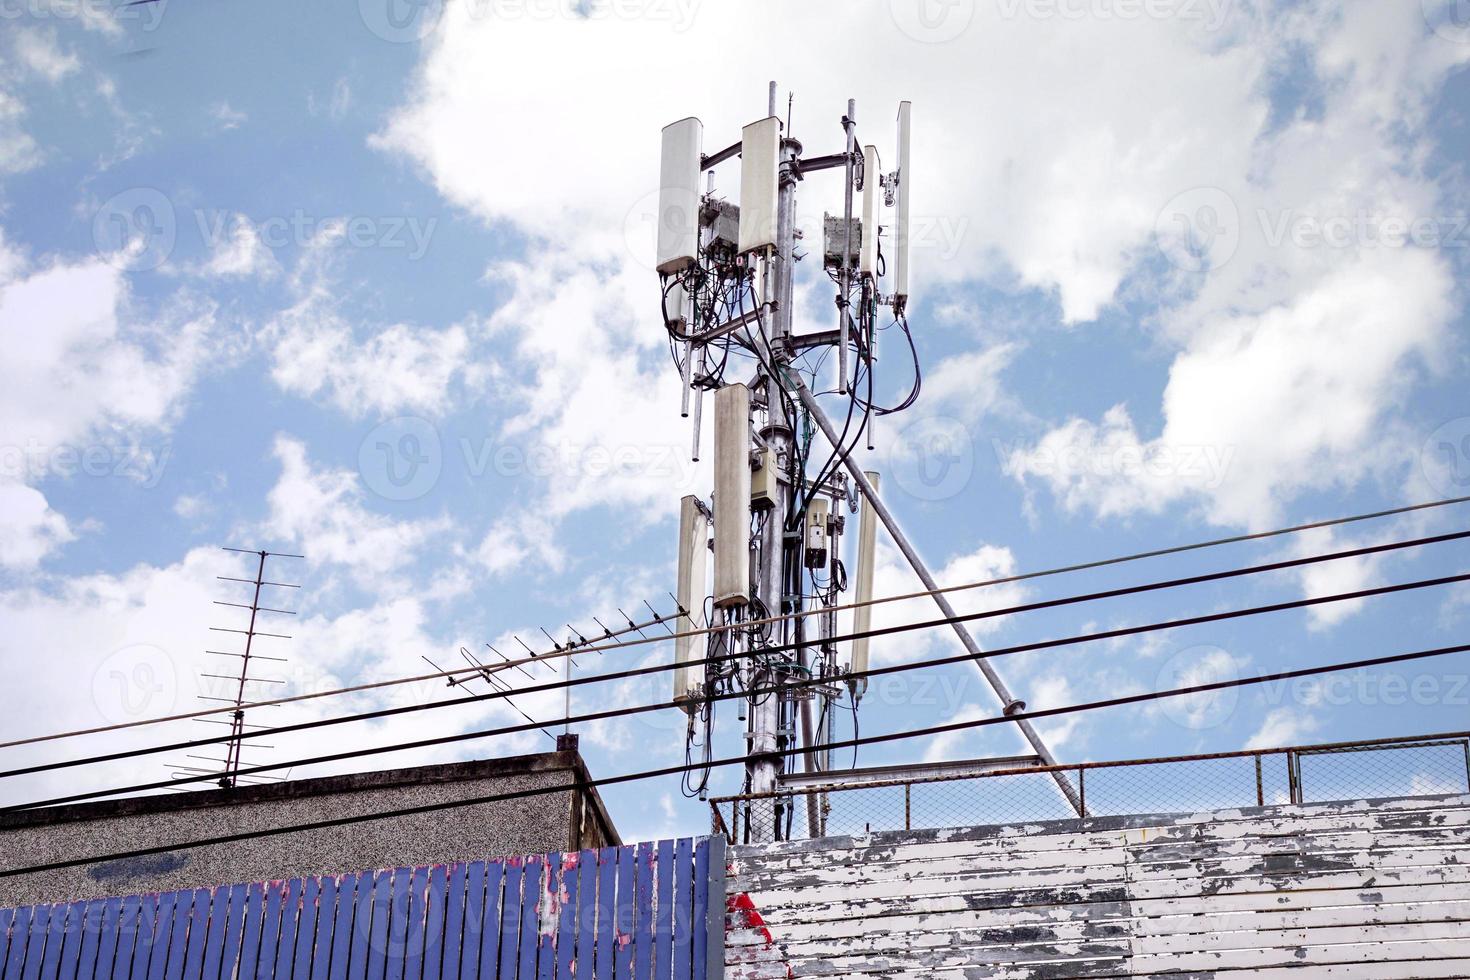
725,793 -> 1470,978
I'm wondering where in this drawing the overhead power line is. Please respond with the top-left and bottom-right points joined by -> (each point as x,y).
4,531 -> 1466,788
2,499 -> 1467,754
4,638 -> 1468,879
7,566 -> 1469,812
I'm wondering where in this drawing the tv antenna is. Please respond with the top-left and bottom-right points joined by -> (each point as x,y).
655,83 -> 1079,841
174,548 -> 302,790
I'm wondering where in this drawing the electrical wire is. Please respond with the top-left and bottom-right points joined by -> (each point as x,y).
6,638 -> 1469,878
5,494 -> 1469,753
8,562 -> 1469,811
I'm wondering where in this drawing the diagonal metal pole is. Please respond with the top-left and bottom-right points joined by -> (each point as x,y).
792,377 -> 1084,815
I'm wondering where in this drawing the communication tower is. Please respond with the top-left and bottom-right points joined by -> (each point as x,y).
657,84 -> 1079,841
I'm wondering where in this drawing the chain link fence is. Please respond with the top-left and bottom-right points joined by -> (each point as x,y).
711,732 -> 1470,844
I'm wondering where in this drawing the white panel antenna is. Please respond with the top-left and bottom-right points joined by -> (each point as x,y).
893,102 -> 912,313
848,470 -> 880,704
674,494 -> 710,712
657,117 -> 703,275
859,144 -> 882,278
738,117 -> 781,255
712,383 -> 752,608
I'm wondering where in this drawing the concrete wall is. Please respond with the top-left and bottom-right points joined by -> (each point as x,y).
726,792 -> 1470,977
0,751 -> 618,908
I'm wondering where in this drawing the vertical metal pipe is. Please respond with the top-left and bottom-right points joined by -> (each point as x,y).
792,376 -> 1084,816
680,341 -> 692,418
689,346 -> 706,462
746,97 -> 801,842
838,99 -> 856,395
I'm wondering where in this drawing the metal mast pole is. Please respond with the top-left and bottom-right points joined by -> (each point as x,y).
746,83 -> 801,842
792,378 -> 1085,816
221,550 -> 268,789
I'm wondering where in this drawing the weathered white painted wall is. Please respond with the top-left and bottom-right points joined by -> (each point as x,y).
725,793 -> 1470,978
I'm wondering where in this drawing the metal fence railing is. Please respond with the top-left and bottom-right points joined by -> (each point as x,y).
710,731 -> 1470,844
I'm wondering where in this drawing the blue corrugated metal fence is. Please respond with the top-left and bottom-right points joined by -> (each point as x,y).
1,838 -> 724,980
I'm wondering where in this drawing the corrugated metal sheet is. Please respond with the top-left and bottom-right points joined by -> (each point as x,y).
725,793 -> 1470,977
0,838 -> 725,980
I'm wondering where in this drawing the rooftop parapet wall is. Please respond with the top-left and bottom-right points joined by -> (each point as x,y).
0,751 -> 618,908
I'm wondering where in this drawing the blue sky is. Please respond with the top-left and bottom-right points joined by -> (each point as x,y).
2,0 -> 1469,843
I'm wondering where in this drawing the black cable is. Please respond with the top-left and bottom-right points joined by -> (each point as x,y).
6,528 -> 1466,786
8,562 -> 1470,812
6,639 -> 1468,879
7,493 -> 1470,756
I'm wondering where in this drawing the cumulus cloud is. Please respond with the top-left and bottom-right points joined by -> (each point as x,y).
1006,247 -> 1456,529
13,28 -> 80,83
265,237 -> 487,418
1246,706 -> 1320,750
262,435 -> 451,594
0,247 -> 216,569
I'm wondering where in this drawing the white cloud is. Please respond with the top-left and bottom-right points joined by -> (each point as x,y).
922,705 -> 988,763
0,546 -> 538,809
921,343 -> 1020,426
1291,527 -> 1384,630
0,481 -> 74,570
369,0 -> 1469,563
265,243 -> 484,417
1000,5 -> 1467,531
1007,248 -> 1455,528
468,511 -> 565,578
860,539 -> 1031,670
262,435 -> 450,594
480,250 -> 707,522
0,248 -> 216,568
209,101 -> 247,131
0,88 -> 40,175
13,28 -> 80,82
375,1 -> 1268,321
309,78 -> 353,120
1245,706 -> 1319,750
193,216 -> 279,280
